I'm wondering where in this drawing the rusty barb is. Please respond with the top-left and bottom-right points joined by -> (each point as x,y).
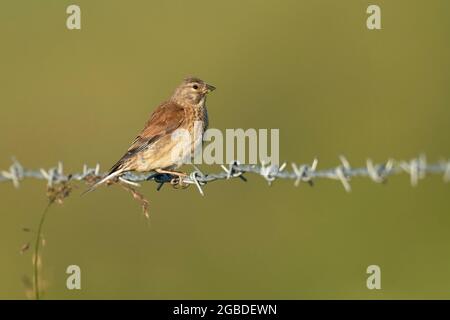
1,155 -> 449,196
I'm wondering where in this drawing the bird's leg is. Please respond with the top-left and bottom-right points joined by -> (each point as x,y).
155,168 -> 187,177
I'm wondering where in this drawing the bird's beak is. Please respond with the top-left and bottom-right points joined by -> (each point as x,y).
205,84 -> 216,93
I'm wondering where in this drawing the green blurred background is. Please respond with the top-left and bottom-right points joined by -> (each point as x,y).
1,0 -> 449,299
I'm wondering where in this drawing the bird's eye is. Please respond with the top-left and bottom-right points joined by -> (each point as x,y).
193,85 -> 199,90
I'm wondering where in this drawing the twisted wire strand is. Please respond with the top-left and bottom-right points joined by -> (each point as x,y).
1,155 -> 449,196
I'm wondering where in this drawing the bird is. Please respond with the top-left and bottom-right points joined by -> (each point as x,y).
82,77 -> 215,194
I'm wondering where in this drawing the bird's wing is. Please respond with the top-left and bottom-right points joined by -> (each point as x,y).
109,101 -> 186,173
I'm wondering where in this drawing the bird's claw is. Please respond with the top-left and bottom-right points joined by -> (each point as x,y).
170,176 -> 189,189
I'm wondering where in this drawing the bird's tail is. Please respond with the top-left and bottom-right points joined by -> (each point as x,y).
81,169 -> 124,196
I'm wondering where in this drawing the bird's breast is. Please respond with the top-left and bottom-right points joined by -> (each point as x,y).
133,105 -> 208,171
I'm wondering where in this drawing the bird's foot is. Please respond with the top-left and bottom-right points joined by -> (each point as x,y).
170,176 -> 189,189
154,169 -> 189,189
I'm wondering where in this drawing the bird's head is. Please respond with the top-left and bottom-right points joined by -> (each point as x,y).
171,77 -> 215,106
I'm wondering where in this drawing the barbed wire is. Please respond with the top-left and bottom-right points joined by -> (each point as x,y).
1,155 -> 449,196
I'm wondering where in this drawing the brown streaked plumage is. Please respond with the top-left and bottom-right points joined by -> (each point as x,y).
83,77 -> 215,194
